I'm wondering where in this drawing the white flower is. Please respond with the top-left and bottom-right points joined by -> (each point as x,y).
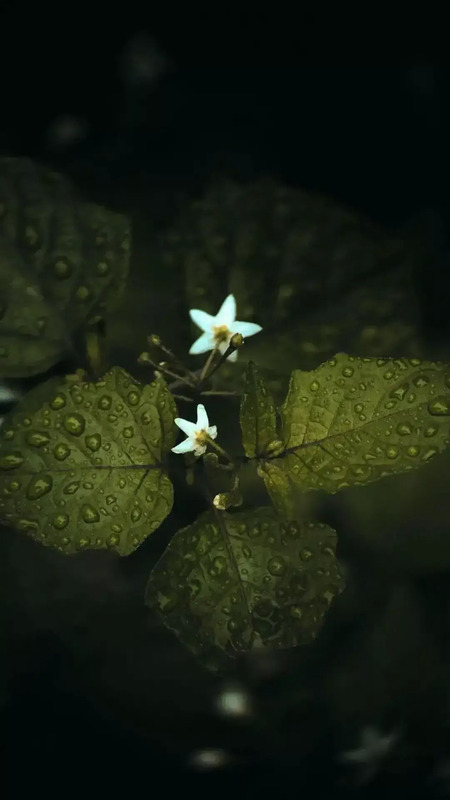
189,293 -> 262,362
171,403 -> 217,456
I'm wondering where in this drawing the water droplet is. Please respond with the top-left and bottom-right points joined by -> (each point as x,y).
424,425 -> 438,437
54,442 -> 70,460
131,507 -> 142,522
111,523 -> 123,533
354,403 -> 364,413
248,525 -> 261,539
267,557 -> 286,576
127,391 -> 140,406
107,414 -> 118,423
75,285 -> 90,301
52,514 -> 69,530
81,504 -> 100,523
422,448 -> 438,462
63,413 -> 85,436
384,400 -> 396,409
397,422 -> 413,436
53,259 -> 72,279
98,395 -> 112,410
50,393 -> 66,410
407,446 -> 419,457
64,480 -> 80,494
409,358 -> 422,367
389,382 -> 409,401
26,474 -> 53,500
342,366 -> 354,377
0,451 -> 24,470
85,433 -> 102,451
383,370 -> 394,380
428,397 -> 450,416
26,430 -> 50,447
96,261 -> 109,275
413,373 -> 430,388
123,426 -> 134,438
83,482 -> 94,490
76,538 -> 90,550
210,556 -> 228,576
386,447 -> 398,459
17,518 -> 39,533
290,605 -> 303,619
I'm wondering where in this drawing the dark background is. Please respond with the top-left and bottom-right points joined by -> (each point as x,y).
1,5 -> 449,796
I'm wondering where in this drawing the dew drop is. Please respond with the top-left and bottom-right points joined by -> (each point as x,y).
300,548 -> 313,560
267,557 -> 287,576
342,366 -> 354,378
0,451 -> 24,470
407,446 -> 419,457
52,514 -> 69,530
354,403 -> 364,413
63,413 -> 85,436
98,395 -> 112,410
75,285 -> 91,301
53,259 -> 72,279
386,447 -> 398,459
54,442 -> 70,460
50,393 -> 66,410
81,504 -> 100,523
310,380 -> 320,392
26,475 -> 53,500
413,373 -> 430,388
424,425 -> 438,437
397,422 -> 413,436
123,426 -> 134,438
428,397 -> 450,416
422,448 -> 438,462
26,431 -> 51,448
64,481 -> 80,494
85,433 -> 102,451
389,382 -> 409,401
130,507 -> 142,522
127,391 -> 140,406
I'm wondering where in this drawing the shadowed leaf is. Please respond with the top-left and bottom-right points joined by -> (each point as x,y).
145,507 -> 344,669
0,367 -> 176,554
0,157 -> 130,377
240,361 -> 277,457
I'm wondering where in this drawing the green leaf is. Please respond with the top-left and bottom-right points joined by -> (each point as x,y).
0,157 -> 130,377
240,361 -> 277,457
257,461 -> 296,519
145,507 -> 344,669
275,352 -> 450,493
0,367 -> 176,554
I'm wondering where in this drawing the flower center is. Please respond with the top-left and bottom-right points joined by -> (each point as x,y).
212,324 -> 230,344
194,429 -> 209,446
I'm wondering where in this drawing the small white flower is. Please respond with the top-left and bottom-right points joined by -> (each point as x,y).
189,293 -> 262,362
171,403 -> 217,456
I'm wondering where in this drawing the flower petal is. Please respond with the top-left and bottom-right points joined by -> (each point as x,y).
207,425 -> 217,439
230,321 -> 262,338
171,438 -> 195,454
227,348 -> 238,362
194,444 -> 207,457
189,331 -> 215,355
174,417 -> 197,437
215,294 -> 236,327
196,403 -> 209,430
189,308 -> 215,332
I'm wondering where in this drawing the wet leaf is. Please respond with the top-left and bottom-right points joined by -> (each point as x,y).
274,352 -> 450,493
0,367 -> 176,554
0,157 -> 130,377
240,361 -> 277,457
145,507 -> 344,669
257,461 -> 296,519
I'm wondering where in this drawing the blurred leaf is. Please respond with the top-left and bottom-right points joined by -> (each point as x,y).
145,506 -> 344,669
240,361 -> 277,457
0,367 -> 176,554
158,179 -> 424,397
272,352 -> 450,493
0,157 -> 130,377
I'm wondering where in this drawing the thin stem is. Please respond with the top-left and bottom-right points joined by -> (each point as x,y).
201,390 -> 240,397
199,342 -> 238,387
206,435 -> 235,466
200,345 -> 219,383
172,393 -> 195,403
